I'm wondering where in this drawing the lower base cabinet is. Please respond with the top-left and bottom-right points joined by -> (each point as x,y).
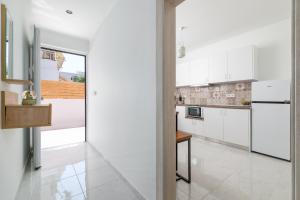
223,109 -> 250,147
176,106 -> 206,136
176,106 -> 250,148
203,108 -> 223,140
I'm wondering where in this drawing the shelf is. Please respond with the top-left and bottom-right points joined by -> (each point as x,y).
1,91 -> 52,129
3,79 -> 32,85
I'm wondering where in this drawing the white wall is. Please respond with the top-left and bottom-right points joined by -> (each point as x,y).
88,0 -> 157,199
0,0 -> 33,199
41,99 -> 85,131
180,19 -> 291,81
40,59 -> 59,81
40,29 -> 90,55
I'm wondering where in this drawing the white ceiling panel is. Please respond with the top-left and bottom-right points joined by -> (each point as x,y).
31,0 -> 118,40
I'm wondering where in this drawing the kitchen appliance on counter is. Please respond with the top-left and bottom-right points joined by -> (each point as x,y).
251,80 -> 290,161
186,106 -> 203,119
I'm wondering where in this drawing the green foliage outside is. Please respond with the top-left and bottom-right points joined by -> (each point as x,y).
72,75 -> 85,83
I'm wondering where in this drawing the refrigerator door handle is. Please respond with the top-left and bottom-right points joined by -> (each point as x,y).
252,101 -> 290,104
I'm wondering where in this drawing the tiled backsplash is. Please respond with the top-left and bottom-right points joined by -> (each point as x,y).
176,82 -> 251,106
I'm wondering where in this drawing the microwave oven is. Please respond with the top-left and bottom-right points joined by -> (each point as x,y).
186,106 -> 202,118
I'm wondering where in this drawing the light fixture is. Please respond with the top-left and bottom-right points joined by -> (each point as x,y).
177,26 -> 187,59
177,45 -> 186,59
66,10 -> 73,15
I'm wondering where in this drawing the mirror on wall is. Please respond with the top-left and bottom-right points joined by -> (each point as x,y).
1,4 -> 13,80
1,4 -> 30,84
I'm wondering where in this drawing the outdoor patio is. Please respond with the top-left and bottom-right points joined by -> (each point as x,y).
41,127 -> 85,149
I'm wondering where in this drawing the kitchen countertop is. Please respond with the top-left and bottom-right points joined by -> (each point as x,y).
176,104 -> 251,109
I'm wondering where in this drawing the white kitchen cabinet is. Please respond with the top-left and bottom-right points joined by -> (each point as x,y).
208,52 -> 227,83
176,62 -> 190,87
176,106 -> 191,133
189,58 -> 209,86
192,119 -> 206,136
227,46 -> 257,81
177,106 -> 250,147
223,109 -> 250,147
203,108 -> 224,140
203,108 -> 250,147
176,106 -> 206,136
176,45 -> 257,86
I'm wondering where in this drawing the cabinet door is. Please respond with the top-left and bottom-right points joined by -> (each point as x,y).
209,52 -> 227,83
223,109 -> 250,147
203,108 -> 224,140
193,119 -> 206,136
189,58 -> 209,85
176,62 -> 190,86
227,46 -> 256,81
176,106 -> 192,133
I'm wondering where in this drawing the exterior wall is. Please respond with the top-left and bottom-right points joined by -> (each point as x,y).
59,72 -> 77,81
41,99 -> 85,131
41,80 -> 85,99
40,59 -> 59,81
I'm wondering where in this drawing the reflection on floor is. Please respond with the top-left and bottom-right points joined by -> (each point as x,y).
16,143 -> 143,200
176,137 -> 292,200
42,127 -> 86,149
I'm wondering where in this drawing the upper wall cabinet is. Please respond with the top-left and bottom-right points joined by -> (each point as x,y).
208,52 -> 228,83
176,58 -> 209,87
176,62 -> 190,87
189,58 -> 209,86
227,46 -> 257,82
209,46 -> 258,84
176,45 -> 258,87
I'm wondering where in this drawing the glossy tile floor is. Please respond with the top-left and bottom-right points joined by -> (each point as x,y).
16,143 -> 143,200
176,137 -> 292,200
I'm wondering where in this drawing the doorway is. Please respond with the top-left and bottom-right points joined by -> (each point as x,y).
165,0 -> 295,200
40,48 -> 86,149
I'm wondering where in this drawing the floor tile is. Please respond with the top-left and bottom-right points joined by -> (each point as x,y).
77,166 -> 120,193
16,143 -> 140,200
30,176 -> 83,200
68,193 -> 86,200
73,156 -> 108,175
85,179 -> 139,200
176,137 -> 292,200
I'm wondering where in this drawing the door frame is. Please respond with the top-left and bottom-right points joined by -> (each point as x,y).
40,47 -> 87,142
293,0 -> 300,199
162,1 -> 184,200
162,0 -> 297,199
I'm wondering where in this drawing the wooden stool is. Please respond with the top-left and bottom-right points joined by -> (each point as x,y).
176,131 -> 192,183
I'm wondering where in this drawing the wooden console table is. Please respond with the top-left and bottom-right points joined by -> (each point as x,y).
176,131 -> 192,183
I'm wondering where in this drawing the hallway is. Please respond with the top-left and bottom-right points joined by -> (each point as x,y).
15,143 -> 143,200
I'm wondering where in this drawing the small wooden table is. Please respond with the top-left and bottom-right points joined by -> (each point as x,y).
176,131 -> 192,183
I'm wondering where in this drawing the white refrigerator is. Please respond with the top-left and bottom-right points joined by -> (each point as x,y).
251,80 -> 291,161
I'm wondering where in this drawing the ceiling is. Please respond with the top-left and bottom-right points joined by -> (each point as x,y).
31,0 -> 118,40
176,0 -> 291,50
